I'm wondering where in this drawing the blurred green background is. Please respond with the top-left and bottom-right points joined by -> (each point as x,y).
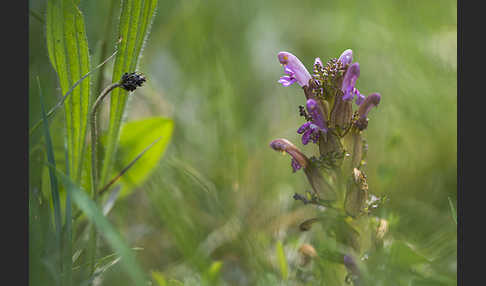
29,0 -> 456,285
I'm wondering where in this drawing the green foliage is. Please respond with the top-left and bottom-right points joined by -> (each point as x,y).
38,78 -> 62,243
110,117 -> 174,196
100,0 -> 159,187
276,241 -> 288,281
46,0 -> 91,181
58,171 -> 147,286
389,240 -> 430,270
448,197 -> 457,225
152,271 -> 168,286
30,0 -> 456,285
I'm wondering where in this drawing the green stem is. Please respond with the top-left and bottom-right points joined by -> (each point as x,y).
88,82 -> 120,275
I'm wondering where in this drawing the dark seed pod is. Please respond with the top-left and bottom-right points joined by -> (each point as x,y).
120,72 -> 146,91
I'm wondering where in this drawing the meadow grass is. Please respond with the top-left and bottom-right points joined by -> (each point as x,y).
29,0 -> 456,285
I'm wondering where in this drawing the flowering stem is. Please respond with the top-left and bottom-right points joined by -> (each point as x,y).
90,83 -> 121,196
88,82 -> 120,275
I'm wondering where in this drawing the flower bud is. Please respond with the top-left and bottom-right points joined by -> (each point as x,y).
330,93 -> 353,130
269,138 -> 336,200
356,93 -> 381,130
344,168 -> 368,218
270,138 -> 309,172
299,243 -> 318,266
338,49 -> 353,66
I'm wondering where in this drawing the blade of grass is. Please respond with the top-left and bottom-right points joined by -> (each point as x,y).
100,0 -> 158,187
99,136 -> 162,196
276,241 -> 288,281
38,77 -> 62,276
448,197 -> 457,225
46,0 -> 92,182
72,137 -> 161,220
29,49 -> 118,137
55,168 -> 147,286
64,141 -> 72,286
29,9 -> 44,24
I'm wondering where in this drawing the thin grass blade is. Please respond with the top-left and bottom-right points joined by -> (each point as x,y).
100,0 -> 158,187
448,197 -> 457,225
55,169 -> 147,286
38,77 -> 62,255
99,136 -> 163,196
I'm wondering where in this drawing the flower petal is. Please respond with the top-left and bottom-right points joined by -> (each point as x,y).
297,121 -> 311,134
358,93 -> 381,119
306,99 -> 327,131
338,49 -> 353,66
341,62 -> 360,100
278,76 -> 297,87
278,51 -> 312,87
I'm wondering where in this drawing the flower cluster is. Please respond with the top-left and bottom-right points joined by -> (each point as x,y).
270,49 -> 384,284
274,49 -> 380,173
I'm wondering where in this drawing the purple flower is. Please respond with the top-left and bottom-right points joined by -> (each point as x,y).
341,62 -> 365,105
291,158 -> 302,173
358,93 -> 381,119
356,93 -> 381,130
278,52 -> 312,87
270,138 -> 336,200
307,99 -> 327,130
338,49 -> 353,66
297,99 -> 327,145
270,138 -> 309,172
297,122 -> 320,145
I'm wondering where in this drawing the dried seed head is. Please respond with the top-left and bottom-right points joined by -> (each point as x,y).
120,72 -> 146,91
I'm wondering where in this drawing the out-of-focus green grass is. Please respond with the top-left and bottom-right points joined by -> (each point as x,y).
29,0 -> 456,285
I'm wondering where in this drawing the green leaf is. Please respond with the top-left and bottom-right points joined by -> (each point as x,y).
152,271 -> 168,286
276,241 -> 288,280
100,0 -> 158,187
204,261 -> 222,284
46,0 -> 92,182
56,170 -> 147,286
109,117 -> 173,197
38,78 -> 62,248
29,49 -> 117,137
448,197 -> 457,225
389,240 -> 429,269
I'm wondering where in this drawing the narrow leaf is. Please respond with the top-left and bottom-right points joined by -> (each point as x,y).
29,49 -> 118,136
108,117 -> 173,197
100,0 -> 159,187
46,0 -> 91,182
276,241 -> 288,280
99,135 -> 164,196
38,77 -> 62,245
56,169 -> 147,285
448,197 -> 457,225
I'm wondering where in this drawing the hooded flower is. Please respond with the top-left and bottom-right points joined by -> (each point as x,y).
270,138 -> 336,200
355,93 -> 381,130
297,99 -> 327,145
270,138 -> 309,172
341,63 -> 365,105
357,93 -> 381,120
278,52 -> 312,87
338,49 -> 353,66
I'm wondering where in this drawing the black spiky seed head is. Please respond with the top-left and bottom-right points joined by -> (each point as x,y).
120,72 -> 146,91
